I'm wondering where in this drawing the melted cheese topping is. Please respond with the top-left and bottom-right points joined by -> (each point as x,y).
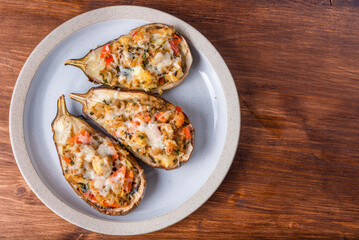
53,117 -> 142,208
86,90 -> 194,169
87,25 -> 184,91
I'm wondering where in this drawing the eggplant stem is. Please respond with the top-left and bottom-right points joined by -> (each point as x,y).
65,59 -> 86,70
56,95 -> 69,118
69,93 -> 87,106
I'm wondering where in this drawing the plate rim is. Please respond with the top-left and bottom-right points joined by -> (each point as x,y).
9,5 -> 240,235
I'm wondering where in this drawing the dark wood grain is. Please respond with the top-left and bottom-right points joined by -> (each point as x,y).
1,0 -> 359,239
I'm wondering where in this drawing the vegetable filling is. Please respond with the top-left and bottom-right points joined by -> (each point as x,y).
86,93 -> 193,169
59,128 -> 141,208
98,25 -> 184,91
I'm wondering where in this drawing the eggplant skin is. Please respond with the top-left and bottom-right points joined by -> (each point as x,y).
51,95 -> 146,215
65,23 -> 193,93
69,88 -> 195,170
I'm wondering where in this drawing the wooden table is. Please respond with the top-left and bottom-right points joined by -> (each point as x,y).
1,0 -> 359,239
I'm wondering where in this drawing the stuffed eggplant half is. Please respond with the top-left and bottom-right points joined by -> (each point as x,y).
65,23 -> 192,94
69,88 -> 195,170
52,96 -> 146,215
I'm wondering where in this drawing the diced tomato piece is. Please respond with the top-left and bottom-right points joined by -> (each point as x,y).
103,200 -> 120,208
183,126 -> 191,139
125,170 -> 134,180
131,31 -> 137,37
125,181 -> 133,193
111,202 -> 121,208
125,170 -> 134,193
112,166 -> 126,178
103,200 -> 110,207
105,55 -> 113,65
170,40 -> 179,56
63,156 -> 72,165
175,106 -> 183,112
68,134 -> 77,144
172,34 -> 181,46
68,129 -> 92,145
90,194 -> 97,203
100,44 -> 110,59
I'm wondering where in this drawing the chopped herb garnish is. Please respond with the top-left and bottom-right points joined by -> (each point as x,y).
103,79 -> 108,84
142,53 -> 146,58
174,149 -> 180,155
103,100 -> 109,105
139,134 -> 145,139
70,160 -> 74,165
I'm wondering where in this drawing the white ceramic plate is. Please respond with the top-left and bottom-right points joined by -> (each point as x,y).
9,6 -> 240,235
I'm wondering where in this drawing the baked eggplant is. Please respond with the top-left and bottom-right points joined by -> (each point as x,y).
65,23 -> 192,94
69,88 -> 195,170
52,95 -> 146,215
